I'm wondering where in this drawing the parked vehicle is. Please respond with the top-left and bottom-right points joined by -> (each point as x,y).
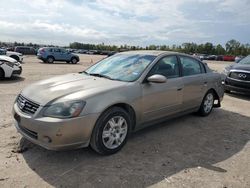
0,48 -> 24,62
13,51 -> 224,155
235,56 -> 244,63
222,55 -> 250,93
0,55 -> 22,78
216,55 -> 224,61
223,55 -> 235,61
15,46 -> 36,55
37,47 -> 80,64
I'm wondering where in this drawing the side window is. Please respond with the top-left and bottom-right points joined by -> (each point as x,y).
148,56 -> 180,79
180,56 -> 202,76
54,48 -> 61,53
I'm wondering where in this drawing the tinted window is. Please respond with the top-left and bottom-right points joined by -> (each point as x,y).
148,56 -> 180,78
180,56 -> 202,76
54,48 -> 61,53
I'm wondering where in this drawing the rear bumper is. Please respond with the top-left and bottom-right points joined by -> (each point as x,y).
37,55 -> 46,61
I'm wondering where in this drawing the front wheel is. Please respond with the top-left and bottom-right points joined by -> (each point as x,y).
0,69 -> 5,79
198,91 -> 214,116
90,107 -> 131,155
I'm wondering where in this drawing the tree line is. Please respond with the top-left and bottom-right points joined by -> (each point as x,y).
69,39 -> 250,56
1,39 -> 249,56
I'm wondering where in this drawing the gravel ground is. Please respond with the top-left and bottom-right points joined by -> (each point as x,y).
0,55 -> 249,188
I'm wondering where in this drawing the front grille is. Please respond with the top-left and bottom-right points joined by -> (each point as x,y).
229,71 -> 250,81
226,78 -> 250,90
17,95 -> 40,115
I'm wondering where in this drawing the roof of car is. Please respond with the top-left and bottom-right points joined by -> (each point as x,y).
120,50 -> 179,56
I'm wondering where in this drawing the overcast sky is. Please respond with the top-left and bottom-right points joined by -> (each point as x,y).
0,0 -> 249,46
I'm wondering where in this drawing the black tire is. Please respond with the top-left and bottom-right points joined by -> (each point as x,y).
198,90 -> 215,116
66,61 -> 70,64
90,107 -> 131,155
10,55 -> 19,61
71,57 -> 78,64
225,89 -> 231,93
0,68 -> 5,79
46,56 -> 54,64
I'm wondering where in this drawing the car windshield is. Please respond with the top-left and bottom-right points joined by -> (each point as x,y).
84,54 -> 156,82
239,55 -> 250,64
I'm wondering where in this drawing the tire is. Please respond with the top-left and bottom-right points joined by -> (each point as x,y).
71,57 -> 78,64
46,56 -> 54,64
0,68 -> 5,79
198,91 -> 215,116
10,55 -> 19,61
225,89 -> 230,93
90,107 -> 131,155
66,61 -> 70,64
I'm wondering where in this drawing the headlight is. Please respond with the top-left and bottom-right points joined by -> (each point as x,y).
43,101 -> 86,118
3,60 -> 14,68
222,68 -> 230,75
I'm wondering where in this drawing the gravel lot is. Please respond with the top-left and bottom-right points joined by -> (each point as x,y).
0,55 -> 249,188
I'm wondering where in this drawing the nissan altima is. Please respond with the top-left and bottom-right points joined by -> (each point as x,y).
13,51 -> 224,155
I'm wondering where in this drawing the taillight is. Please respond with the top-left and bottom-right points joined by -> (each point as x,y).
40,48 -> 45,54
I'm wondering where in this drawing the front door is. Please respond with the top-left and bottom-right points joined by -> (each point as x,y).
141,55 -> 183,123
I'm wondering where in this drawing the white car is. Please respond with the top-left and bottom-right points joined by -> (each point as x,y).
0,49 -> 23,62
0,56 -> 22,78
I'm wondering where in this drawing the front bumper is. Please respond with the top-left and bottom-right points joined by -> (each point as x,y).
13,103 -> 100,151
12,66 -> 22,76
224,77 -> 250,93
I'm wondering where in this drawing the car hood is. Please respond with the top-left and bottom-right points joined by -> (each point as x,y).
6,51 -> 22,56
229,63 -> 250,71
21,73 -> 128,105
0,55 -> 17,63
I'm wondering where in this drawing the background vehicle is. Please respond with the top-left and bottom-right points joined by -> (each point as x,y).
0,55 -> 22,78
15,46 -> 36,55
13,51 -> 223,155
222,55 -> 250,93
0,48 -> 23,62
223,55 -> 235,61
37,47 -> 80,64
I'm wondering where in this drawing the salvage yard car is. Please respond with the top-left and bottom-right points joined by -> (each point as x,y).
13,51 -> 224,155
37,47 -> 80,64
0,48 -> 24,62
0,55 -> 22,78
222,55 -> 250,93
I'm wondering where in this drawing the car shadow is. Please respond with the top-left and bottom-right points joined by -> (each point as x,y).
0,76 -> 25,84
38,61 -> 83,65
20,108 -> 250,187
226,92 -> 250,101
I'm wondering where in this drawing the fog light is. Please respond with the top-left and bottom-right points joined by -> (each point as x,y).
43,136 -> 52,143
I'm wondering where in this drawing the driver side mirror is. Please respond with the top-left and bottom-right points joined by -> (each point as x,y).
147,74 -> 167,83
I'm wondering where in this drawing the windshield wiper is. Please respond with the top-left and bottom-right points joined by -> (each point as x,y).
88,73 -> 113,80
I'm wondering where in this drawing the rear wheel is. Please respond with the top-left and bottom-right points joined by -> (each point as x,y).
71,57 -> 78,64
198,91 -> 214,116
225,89 -> 231,93
90,107 -> 131,155
47,56 -> 54,64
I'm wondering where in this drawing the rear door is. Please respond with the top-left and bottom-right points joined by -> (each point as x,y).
141,55 -> 183,123
178,56 -> 207,110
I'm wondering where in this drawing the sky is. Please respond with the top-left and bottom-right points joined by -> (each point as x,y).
0,0 -> 250,46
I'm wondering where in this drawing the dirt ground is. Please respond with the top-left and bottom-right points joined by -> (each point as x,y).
0,55 -> 249,188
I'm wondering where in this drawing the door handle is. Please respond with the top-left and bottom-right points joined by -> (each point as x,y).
177,88 -> 183,91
